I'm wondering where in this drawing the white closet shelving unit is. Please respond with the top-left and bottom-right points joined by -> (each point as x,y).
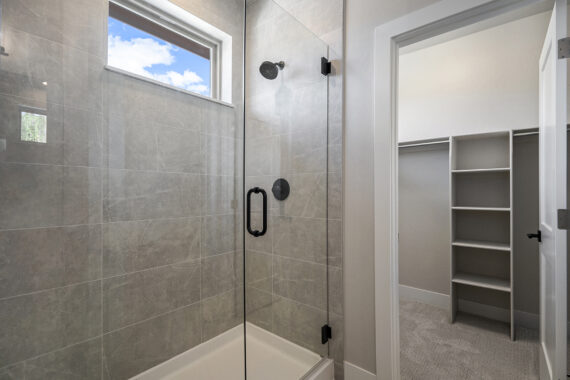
450,131 -> 514,340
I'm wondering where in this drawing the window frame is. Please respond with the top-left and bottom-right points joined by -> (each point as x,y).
108,0 -> 221,99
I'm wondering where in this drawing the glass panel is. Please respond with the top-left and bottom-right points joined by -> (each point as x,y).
244,0 -> 330,378
0,0 -> 245,379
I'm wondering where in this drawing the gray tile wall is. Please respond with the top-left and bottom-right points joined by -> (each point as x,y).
244,1 -> 344,378
0,0 -> 244,379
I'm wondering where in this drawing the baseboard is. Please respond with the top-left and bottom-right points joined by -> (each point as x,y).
399,284 -> 449,309
399,284 -> 539,329
344,361 -> 376,380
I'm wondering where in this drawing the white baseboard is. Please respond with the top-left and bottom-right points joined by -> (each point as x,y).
399,284 -> 449,309
344,361 -> 376,380
399,284 -> 539,329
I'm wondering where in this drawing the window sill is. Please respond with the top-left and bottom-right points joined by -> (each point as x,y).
104,65 -> 235,108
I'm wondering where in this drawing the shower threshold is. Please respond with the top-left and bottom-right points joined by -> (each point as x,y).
131,322 -> 333,380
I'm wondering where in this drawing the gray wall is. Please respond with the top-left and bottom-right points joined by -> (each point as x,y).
0,0 -> 244,379
399,145 -> 450,295
398,136 -> 540,316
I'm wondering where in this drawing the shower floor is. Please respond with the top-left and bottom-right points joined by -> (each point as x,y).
133,323 -> 330,380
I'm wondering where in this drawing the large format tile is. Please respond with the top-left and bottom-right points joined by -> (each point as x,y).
200,134 -> 237,176
103,262 -> 200,332
273,256 -> 326,310
0,225 -> 101,299
0,28 -> 64,106
246,286 -> 273,331
62,46 -> 103,113
104,113 -> 158,171
273,128 -> 327,175
273,216 -> 326,264
0,364 -> 24,380
0,163 -> 101,229
103,217 -> 200,277
201,288 -> 244,341
103,169 -> 201,222
275,173 -> 327,218
24,339 -> 102,380
272,295 -> 327,356
0,281 -> 101,367
201,102 -> 237,138
63,106 -> 103,167
245,251 -> 272,291
62,166 -> 102,225
2,0 -> 106,58
201,252 -> 243,298
201,175 -> 238,215
201,214 -> 240,256
158,127 -> 201,173
102,304 -> 201,380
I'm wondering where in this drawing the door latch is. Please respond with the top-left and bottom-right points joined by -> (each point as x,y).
527,230 -> 542,243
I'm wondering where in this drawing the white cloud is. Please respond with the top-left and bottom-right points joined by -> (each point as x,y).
108,35 -> 209,95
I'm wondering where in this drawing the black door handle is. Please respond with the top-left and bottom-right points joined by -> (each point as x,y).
527,230 -> 541,243
247,187 -> 267,237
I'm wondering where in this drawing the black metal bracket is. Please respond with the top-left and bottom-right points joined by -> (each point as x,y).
321,324 -> 332,344
321,57 -> 331,76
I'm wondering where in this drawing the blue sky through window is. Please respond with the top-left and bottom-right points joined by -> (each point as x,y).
108,17 -> 211,96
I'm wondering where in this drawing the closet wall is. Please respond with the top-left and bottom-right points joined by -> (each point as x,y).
398,11 -> 550,321
399,11 -> 550,142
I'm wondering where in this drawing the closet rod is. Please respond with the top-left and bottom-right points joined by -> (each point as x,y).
399,140 -> 449,148
513,126 -> 570,137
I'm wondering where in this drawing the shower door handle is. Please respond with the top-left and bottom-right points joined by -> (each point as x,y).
247,187 -> 267,237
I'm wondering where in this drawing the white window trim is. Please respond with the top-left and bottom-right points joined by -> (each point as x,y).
108,0 -> 233,103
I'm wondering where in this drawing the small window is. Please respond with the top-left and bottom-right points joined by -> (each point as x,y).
107,1 -> 218,98
20,107 -> 47,144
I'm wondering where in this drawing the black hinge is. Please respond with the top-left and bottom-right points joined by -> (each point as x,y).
321,324 -> 332,344
558,209 -> 569,230
559,37 -> 570,59
321,57 -> 331,76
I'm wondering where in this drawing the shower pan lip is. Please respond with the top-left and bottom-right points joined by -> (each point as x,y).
131,322 -> 332,380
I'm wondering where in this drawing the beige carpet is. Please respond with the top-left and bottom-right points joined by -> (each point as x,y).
400,300 -> 539,380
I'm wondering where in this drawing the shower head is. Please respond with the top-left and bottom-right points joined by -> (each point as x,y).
259,61 -> 285,80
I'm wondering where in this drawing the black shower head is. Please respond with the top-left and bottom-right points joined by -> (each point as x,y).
259,61 -> 285,80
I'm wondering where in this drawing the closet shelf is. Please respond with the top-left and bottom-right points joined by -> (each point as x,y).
452,273 -> 511,292
452,168 -> 510,173
452,206 -> 510,212
452,239 -> 510,251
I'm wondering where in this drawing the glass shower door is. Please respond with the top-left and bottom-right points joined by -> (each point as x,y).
244,0 -> 330,378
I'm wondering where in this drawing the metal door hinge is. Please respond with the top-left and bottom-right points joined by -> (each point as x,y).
559,38 -> 570,59
558,209 -> 569,229
321,324 -> 332,344
321,57 -> 331,76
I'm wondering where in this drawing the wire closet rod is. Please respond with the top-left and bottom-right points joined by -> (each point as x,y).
398,139 -> 449,148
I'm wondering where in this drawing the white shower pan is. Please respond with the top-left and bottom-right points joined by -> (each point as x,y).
132,323 -> 334,380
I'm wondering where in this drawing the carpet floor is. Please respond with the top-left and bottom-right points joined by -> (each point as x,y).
399,300 -> 540,380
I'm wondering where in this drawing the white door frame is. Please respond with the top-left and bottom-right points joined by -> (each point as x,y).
372,0 -> 555,378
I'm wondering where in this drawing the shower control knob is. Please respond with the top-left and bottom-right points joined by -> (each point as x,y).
272,178 -> 290,201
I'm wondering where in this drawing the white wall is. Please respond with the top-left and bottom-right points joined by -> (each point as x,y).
344,0 -> 443,375
398,12 -> 550,142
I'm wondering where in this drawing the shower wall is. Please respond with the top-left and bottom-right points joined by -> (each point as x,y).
0,0 -> 243,379
244,0 -> 344,378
